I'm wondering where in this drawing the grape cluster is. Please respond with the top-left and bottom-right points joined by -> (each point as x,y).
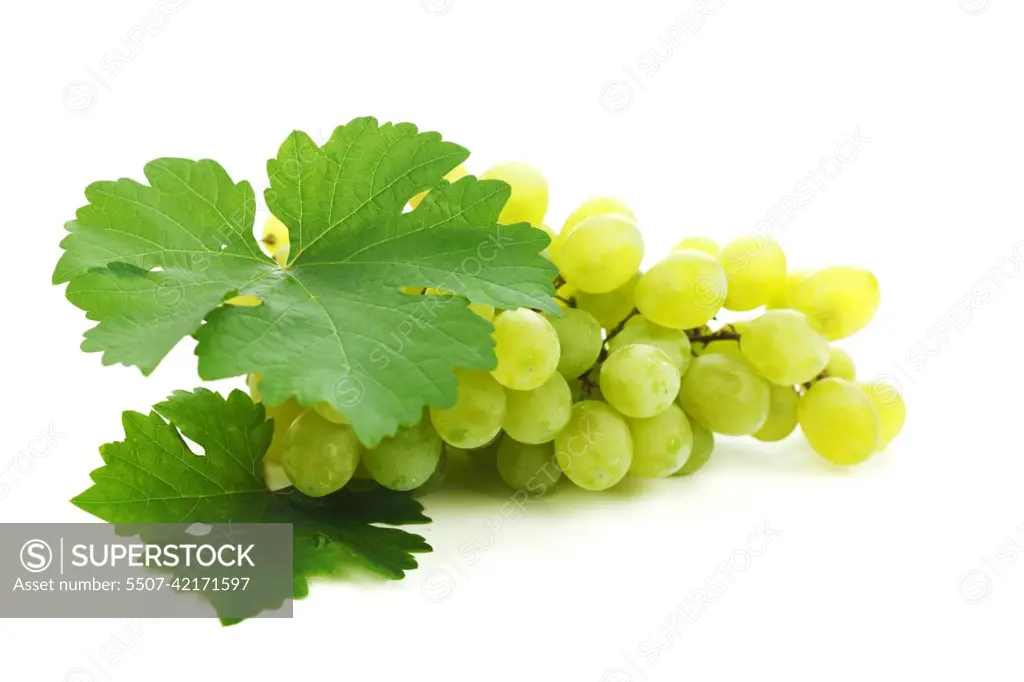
248,162 -> 905,498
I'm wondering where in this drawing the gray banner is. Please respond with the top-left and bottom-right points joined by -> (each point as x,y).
0,523 -> 293,619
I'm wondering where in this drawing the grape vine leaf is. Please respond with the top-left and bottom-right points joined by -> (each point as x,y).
73,387 -> 431,621
53,117 -> 558,445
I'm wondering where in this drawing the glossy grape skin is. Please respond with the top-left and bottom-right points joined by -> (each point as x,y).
575,273 -> 640,330
792,266 -> 880,340
798,378 -> 881,465
281,409 -> 362,497
261,215 -> 290,266
363,418 -> 443,491
768,269 -> 812,309
553,197 -> 635,261
857,380 -> 906,449
557,214 -> 644,294
825,346 -> 857,381
408,164 -> 468,209
430,370 -> 507,448
608,315 -> 692,374
481,162 -> 549,226
672,237 -> 719,257
753,384 -> 800,442
740,309 -> 829,385
635,251 -> 727,330
600,344 -> 681,419
490,308 -> 561,390
545,307 -> 603,379
497,439 -> 562,495
716,236 -> 787,311
262,398 -> 304,490
626,404 -> 693,478
555,401 -> 633,491
503,372 -> 573,444
677,354 -> 770,435
674,420 -> 714,476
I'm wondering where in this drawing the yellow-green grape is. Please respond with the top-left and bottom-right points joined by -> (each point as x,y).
717,236 -> 787,311
490,308 -> 560,390
792,266 -> 880,340
856,380 -> 906,449
636,251 -> 727,330
608,315 -> 692,374
246,373 -> 263,402
430,370 -> 507,448
544,307 -> 603,379
503,372 -> 572,444
678,354 -> 770,435
740,309 -> 829,385
481,162 -> 548,226
825,346 -> 856,381
263,398 -> 303,490
496,439 -> 562,495
674,420 -> 714,476
554,401 -> 633,491
753,385 -> 800,442
692,336 -> 743,360
626,404 -> 694,478
281,409 -> 362,497
408,164 -> 469,209
225,294 -> 262,307
768,269 -> 812,309
575,273 -> 639,330
314,402 -> 348,424
557,214 -> 644,294
798,378 -> 881,465
600,344 -> 680,418
553,196 -> 636,261
672,237 -> 719,257
412,448 -> 449,498
363,419 -> 443,491
261,215 -> 290,266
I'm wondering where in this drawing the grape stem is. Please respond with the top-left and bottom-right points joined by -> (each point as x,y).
604,308 -> 639,343
553,274 -> 566,289
687,329 -> 741,344
554,295 -> 576,308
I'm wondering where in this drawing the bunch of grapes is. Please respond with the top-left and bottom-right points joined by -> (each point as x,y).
248,162 -> 906,499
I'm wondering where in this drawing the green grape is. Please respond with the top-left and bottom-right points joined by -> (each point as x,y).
409,164 -> 468,209
856,380 -> 906,449
481,162 -> 548,226
557,214 -> 644,294
497,439 -> 562,495
798,378 -> 881,465
740,309 -> 829,385
246,372 -> 263,402
717,236 -> 787,311
503,372 -> 573,444
691,334 -> 743,360
261,215 -> 290,266
635,251 -> 727,329
554,401 -> 633,491
677,354 -> 770,435
490,308 -> 561,390
430,370 -> 507,448
672,237 -> 719,257
792,266 -> 880,340
753,384 -> 799,442
767,269 -> 812,309
600,345 -> 681,418
412,449 -> 449,497
674,420 -> 714,476
281,409 -> 362,497
553,197 -> 635,262
545,307 -> 603,379
314,401 -> 349,424
363,418 -> 443,491
825,346 -> 856,381
608,315 -> 692,374
575,273 -> 639,330
263,398 -> 304,490
626,404 -> 693,478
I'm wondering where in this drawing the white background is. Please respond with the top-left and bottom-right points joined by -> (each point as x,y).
2,0 -> 1022,679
